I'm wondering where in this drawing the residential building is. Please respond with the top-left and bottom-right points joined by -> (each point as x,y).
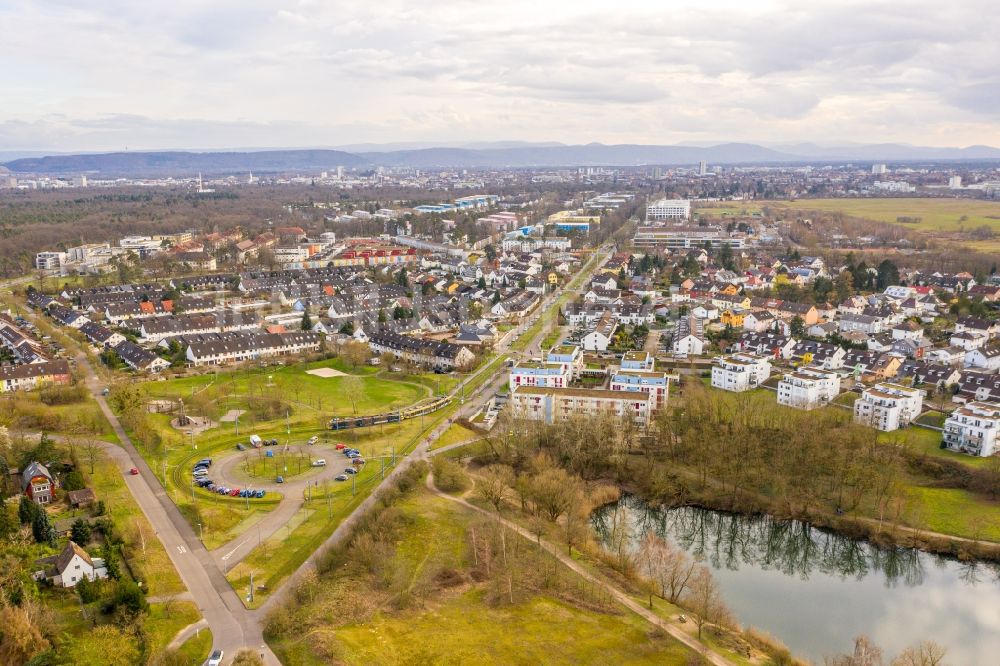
672,315 -> 705,356
35,541 -> 108,588
547,345 -> 584,379
510,385 -> 653,426
368,331 -> 475,371
942,401 -> 1000,457
182,331 -> 321,367
777,368 -> 840,410
620,350 -> 654,372
21,461 -> 54,505
609,370 -> 669,410
711,353 -> 772,392
582,312 -> 617,351
0,360 -> 72,392
853,383 -> 925,431
509,361 -> 572,391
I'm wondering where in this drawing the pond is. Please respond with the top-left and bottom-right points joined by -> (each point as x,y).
592,495 -> 1000,664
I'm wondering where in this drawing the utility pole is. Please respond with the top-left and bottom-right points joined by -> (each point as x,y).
352,472 -> 356,496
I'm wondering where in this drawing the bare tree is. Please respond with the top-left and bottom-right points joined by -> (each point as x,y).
890,642 -> 947,666
475,465 -> 514,514
682,565 -> 731,640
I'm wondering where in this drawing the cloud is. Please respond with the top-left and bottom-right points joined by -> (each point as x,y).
0,0 -> 997,149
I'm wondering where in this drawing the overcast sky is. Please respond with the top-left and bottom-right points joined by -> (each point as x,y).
1,0 -> 997,151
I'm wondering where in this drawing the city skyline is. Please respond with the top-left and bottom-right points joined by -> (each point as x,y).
1,0 -> 998,151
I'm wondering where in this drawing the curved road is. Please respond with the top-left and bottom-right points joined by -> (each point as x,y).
18,246 -> 612,664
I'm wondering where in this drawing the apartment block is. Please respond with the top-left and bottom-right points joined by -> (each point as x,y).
942,401 -> 1000,457
853,383 -> 925,431
777,368 -> 840,410
710,353 -> 772,392
510,386 -> 652,426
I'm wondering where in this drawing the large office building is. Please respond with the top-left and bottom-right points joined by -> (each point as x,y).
646,198 -> 691,221
633,226 -> 747,250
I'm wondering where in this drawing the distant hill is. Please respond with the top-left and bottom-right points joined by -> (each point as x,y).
5,142 -> 1000,175
3,149 -> 369,176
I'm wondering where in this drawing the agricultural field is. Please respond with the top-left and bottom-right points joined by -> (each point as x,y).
769,197 -> 1000,235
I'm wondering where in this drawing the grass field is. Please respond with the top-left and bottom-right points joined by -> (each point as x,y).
268,486 -> 693,665
770,197 -> 1000,234
429,422 -> 479,451
693,202 -> 765,218
176,627 -> 213,664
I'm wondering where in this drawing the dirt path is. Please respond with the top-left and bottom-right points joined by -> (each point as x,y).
424,471 -> 735,666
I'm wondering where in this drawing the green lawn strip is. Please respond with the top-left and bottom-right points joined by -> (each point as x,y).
769,197 -> 1000,233
82,448 -> 186,595
176,627 -> 213,664
890,425 -> 993,470
143,600 -> 203,655
428,423 -> 479,451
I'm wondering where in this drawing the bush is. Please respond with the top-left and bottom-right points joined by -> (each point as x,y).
39,384 -> 88,406
431,457 -> 469,493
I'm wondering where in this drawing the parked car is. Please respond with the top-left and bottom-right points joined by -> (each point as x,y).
196,458 -> 212,467
276,476 -> 284,484
268,439 -> 279,446
236,443 -> 246,451
312,459 -> 327,467
207,649 -> 224,666
335,474 -> 348,481
352,458 -> 365,466
129,468 -> 139,475
229,488 -> 240,497
344,467 -> 358,475
249,434 -> 262,447
335,443 -> 346,450
307,435 -> 319,445
256,490 -> 266,498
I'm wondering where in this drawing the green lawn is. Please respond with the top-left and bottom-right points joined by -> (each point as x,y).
893,424 -> 995,470
904,485 -> 1000,542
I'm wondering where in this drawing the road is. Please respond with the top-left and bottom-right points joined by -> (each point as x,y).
15,246 -> 613,664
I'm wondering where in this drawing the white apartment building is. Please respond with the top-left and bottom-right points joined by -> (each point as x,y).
777,368 -> 840,410
942,401 -> 1000,457
853,383 -> 925,431
508,361 -> 572,391
711,353 -> 772,392
646,198 -> 691,221
609,370 -> 669,410
35,252 -> 66,271
510,386 -> 652,426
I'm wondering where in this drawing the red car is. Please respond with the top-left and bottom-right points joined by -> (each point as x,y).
129,468 -> 139,475
229,488 -> 241,497
335,443 -> 346,450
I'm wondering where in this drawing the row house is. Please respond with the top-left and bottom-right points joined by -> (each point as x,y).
0,360 -> 72,392
895,361 -> 962,389
113,340 -> 170,373
183,331 -> 321,367
791,340 -> 845,369
966,344 -> 1000,372
672,316 -> 706,356
367,331 -> 476,371
582,312 -> 618,352
956,371 -> 1000,404
777,368 -> 841,410
138,311 -> 260,344
740,332 -> 797,359
78,321 -> 126,350
853,383 -> 924,431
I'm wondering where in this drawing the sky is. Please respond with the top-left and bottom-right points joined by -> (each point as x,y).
1,0 -> 998,152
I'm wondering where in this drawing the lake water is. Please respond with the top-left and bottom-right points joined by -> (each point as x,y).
592,496 -> 1000,664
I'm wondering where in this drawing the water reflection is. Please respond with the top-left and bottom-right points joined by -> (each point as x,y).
592,496 -> 1000,663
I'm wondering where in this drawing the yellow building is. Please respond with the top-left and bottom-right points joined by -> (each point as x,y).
720,309 -> 746,328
